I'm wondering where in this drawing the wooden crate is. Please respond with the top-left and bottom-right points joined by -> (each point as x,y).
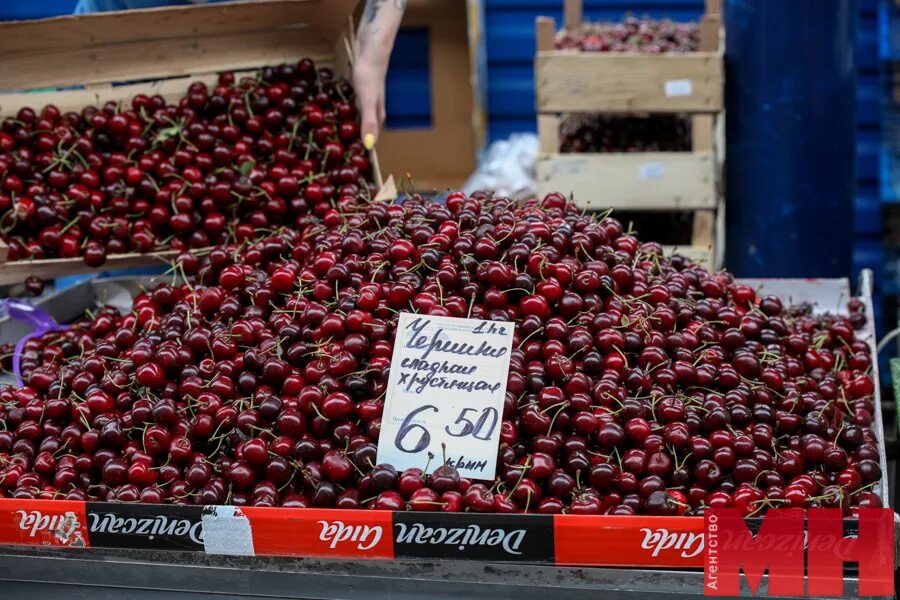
535,151 -> 716,211
0,0 -> 385,285
535,0 -> 723,114
534,0 -> 724,267
375,0 -> 487,191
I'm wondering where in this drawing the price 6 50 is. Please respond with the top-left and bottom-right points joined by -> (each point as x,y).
394,404 -> 499,454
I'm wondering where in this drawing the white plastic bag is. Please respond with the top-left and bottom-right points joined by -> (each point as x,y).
462,133 -> 539,200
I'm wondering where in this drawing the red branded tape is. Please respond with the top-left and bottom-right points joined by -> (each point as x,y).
242,507 -> 394,559
553,515 -> 705,567
0,499 -> 89,548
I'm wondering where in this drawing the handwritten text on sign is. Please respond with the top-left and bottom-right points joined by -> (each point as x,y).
377,313 -> 514,480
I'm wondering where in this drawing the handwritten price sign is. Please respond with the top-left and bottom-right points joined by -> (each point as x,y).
376,313 -> 514,480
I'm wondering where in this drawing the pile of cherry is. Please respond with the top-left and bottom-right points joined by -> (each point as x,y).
555,15 -> 699,53
0,192 -> 883,516
560,114 -> 691,154
0,59 -> 374,272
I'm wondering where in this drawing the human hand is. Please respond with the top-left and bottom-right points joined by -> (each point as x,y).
354,0 -> 406,149
353,57 -> 387,150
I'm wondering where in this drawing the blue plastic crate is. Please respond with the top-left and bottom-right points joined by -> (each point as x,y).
0,0 -> 76,20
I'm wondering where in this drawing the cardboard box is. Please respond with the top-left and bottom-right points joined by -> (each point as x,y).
375,0 -> 486,191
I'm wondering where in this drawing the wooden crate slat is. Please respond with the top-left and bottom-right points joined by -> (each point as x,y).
662,245 -> 713,265
0,0 -> 339,48
691,114 -> 715,152
691,209 -> 715,248
699,15 -> 721,52
536,52 -> 722,114
537,115 -> 560,154
0,0 -> 356,92
0,250 -> 180,286
0,38 -> 355,118
536,152 -> 716,210
0,63 -> 325,116
563,0 -> 582,29
1,32 -> 336,92
536,16 -> 556,53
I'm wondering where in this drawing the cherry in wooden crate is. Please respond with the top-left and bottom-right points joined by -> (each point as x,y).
534,0 -> 724,267
0,0 -> 385,285
535,0 -> 723,114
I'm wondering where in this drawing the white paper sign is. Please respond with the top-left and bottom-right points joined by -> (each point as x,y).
664,79 -> 693,97
376,313 -> 514,480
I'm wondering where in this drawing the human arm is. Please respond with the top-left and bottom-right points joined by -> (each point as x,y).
354,0 -> 407,149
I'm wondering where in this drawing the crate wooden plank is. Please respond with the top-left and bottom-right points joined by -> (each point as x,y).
0,250 -> 180,286
0,0 -> 356,92
691,115 -> 715,152
688,9 -> 721,149
0,69 -> 261,116
563,0 -> 582,29
662,245 -> 712,265
0,33 -> 335,93
536,16 -> 555,53
535,52 -> 722,113
699,15 -> 722,52
0,0 -> 345,49
0,42 -> 354,120
691,209 -> 715,249
705,0 -> 722,15
537,115 -> 560,154
536,152 -> 716,210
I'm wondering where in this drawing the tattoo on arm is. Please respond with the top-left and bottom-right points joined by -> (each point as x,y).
363,0 -> 407,24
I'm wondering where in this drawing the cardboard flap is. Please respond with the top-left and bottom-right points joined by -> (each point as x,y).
0,0 -> 358,92
373,175 -> 398,202
375,0 -> 482,191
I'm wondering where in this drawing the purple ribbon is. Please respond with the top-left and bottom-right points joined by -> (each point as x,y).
3,299 -> 64,387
